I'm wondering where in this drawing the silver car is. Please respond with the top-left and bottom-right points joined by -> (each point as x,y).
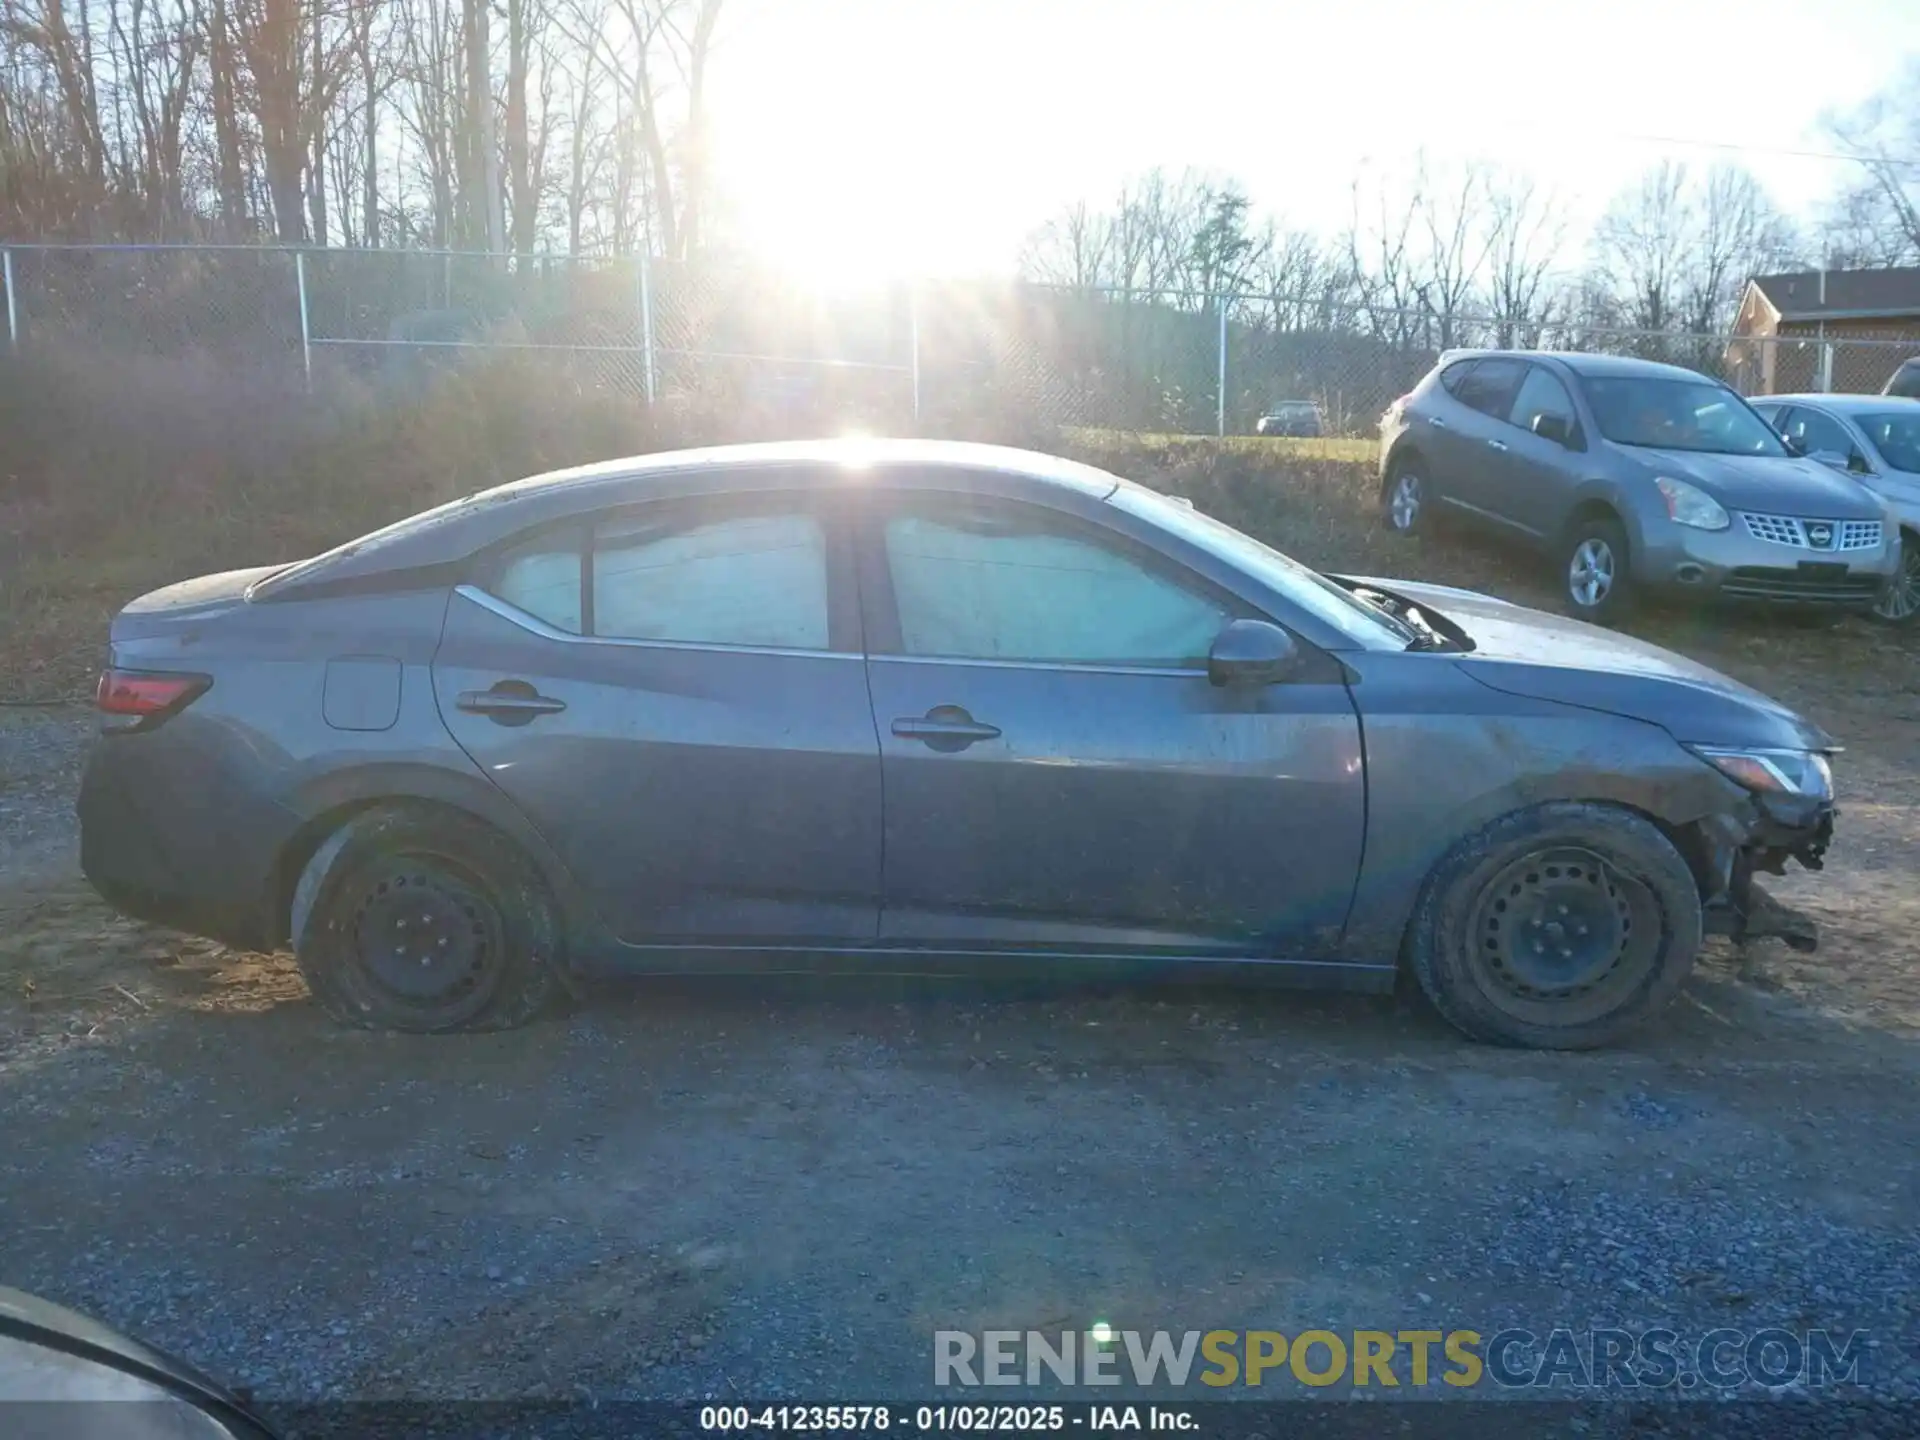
1379,352 -> 1902,623
1750,393 -> 1920,622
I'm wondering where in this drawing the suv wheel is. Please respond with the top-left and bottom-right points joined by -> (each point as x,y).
1872,533 -> 1920,624
1561,516 -> 1634,624
1405,802 -> 1703,1049
1383,459 -> 1431,537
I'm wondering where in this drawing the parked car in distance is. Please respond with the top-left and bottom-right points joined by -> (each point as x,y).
82,440 -> 1837,1051
1882,358 -> 1920,400
1378,352 -> 1901,624
1256,401 -> 1325,438
1750,393 -> 1920,622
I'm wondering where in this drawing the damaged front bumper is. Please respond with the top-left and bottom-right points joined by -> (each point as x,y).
1698,792 -> 1833,954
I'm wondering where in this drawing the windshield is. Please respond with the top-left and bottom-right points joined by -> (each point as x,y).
1858,411 -> 1920,474
1109,482 -> 1413,648
1583,376 -> 1788,456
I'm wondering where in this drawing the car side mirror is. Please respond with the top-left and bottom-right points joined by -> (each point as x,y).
1531,412 -> 1575,447
1207,619 -> 1300,687
1848,450 -> 1874,475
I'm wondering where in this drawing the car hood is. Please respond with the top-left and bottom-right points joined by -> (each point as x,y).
1633,448 -> 1884,517
1344,577 -> 1834,751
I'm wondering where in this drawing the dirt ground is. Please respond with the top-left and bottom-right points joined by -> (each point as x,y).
1,534 -> 1918,1430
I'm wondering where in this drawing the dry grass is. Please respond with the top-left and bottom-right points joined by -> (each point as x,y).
1062,427 -> 1379,464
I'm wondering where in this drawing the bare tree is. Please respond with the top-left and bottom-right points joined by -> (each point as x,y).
1019,199 -> 1112,291
1591,161 -> 1797,339
1483,171 -> 1566,346
1825,60 -> 1920,266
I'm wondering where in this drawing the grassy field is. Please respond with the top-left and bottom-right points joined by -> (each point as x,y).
1062,427 -> 1380,464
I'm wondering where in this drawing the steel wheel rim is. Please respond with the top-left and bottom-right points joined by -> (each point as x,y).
1568,538 -> 1615,607
1465,847 -> 1665,1027
1390,473 -> 1423,530
347,863 -> 504,1025
1873,546 -> 1920,621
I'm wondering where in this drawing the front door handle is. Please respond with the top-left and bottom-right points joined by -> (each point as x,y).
458,682 -> 567,727
892,705 -> 1001,752
1487,438 -> 1509,452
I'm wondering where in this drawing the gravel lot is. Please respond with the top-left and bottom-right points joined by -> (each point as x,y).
2,608 -> 1918,1435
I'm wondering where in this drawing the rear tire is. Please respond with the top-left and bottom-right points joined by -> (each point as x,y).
1559,515 -> 1634,626
1404,802 -> 1702,1050
1382,456 -> 1433,537
293,805 -> 561,1033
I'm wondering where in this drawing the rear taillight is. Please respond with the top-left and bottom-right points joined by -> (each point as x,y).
94,669 -> 210,728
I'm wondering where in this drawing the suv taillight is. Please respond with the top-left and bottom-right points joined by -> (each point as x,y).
95,669 -> 210,728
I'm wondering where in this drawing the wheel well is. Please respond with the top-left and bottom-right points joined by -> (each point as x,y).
268,796 -> 528,948
1562,498 -> 1625,550
1382,440 -> 1424,490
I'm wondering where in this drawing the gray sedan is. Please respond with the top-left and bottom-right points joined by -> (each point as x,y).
1380,352 -> 1901,623
80,440 -> 1837,1049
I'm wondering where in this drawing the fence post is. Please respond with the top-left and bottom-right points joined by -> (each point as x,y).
637,251 -> 658,406
295,250 -> 312,389
1216,302 -> 1228,439
909,283 -> 921,424
2,248 -> 16,351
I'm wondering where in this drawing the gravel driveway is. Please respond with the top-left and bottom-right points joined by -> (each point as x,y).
2,664 -> 1918,1435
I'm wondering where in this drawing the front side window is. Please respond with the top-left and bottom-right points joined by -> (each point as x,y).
1508,366 -> 1577,434
1778,406 -> 1856,462
1583,377 -> 1787,456
881,500 -> 1228,667
594,510 -> 830,650
1859,412 -> 1920,474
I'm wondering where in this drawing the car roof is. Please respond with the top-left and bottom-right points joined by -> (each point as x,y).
1763,392 -> 1920,414
253,440 -> 1128,599
1435,350 -> 1709,383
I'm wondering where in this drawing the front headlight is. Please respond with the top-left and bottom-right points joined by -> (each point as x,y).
1689,745 -> 1833,800
1655,477 -> 1731,531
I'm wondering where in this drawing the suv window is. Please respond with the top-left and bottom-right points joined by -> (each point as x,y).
880,499 -> 1229,668
1507,365 -> 1577,434
1884,360 -> 1920,399
1450,358 -> 1525,417
594,509 -> 830,650
1778,406 -> 1856,463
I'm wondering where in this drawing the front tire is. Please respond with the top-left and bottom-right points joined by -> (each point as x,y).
293,805 -> 561,1033
1871,531 -> 1920,624
1405,803 -> 1703,1050
1560,515 -> 1634,625
1382,457 -> 1432,537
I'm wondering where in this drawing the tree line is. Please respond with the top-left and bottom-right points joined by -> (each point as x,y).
0,0 -> 720,252
1020,64 -> 1920,346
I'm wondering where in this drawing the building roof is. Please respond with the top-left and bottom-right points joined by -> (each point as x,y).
1750,267 -> 1920,323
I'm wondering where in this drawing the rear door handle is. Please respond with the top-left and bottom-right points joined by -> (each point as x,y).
458,683 -> 567,726
892,706 -> 1001,752
1426,416 -> 1450,430
1487,438 -> 1509,452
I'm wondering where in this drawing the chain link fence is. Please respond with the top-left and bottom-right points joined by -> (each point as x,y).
4,244 -> 1919,441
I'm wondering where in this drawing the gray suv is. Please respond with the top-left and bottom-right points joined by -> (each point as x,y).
1379,352 -> 1901,623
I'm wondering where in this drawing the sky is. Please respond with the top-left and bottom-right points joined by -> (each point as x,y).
704,0 -> 1920,284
